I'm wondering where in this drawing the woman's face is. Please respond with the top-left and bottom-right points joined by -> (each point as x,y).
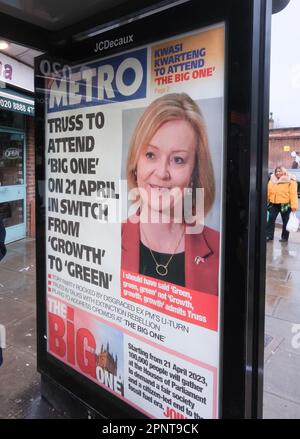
136,119 -> 196,214
275,168 -> 283,179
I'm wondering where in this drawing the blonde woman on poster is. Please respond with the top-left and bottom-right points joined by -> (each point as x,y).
122,93 -> 219,295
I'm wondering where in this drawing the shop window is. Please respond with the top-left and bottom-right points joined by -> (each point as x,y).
0,110 -> 25,129
0,131 -> 24,186
0,200 -> 24,228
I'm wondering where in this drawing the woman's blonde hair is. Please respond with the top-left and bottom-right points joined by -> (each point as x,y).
126,93 -> 215,215
275,166 -> 287,174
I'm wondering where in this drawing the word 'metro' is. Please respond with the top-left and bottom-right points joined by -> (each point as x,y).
48,48 -> 147,112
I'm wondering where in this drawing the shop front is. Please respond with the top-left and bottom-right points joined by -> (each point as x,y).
0,54 -> 35,243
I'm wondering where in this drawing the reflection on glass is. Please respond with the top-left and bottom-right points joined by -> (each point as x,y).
0,111 -> 25,130
0,200 -> 24,227
0,132 -> 24,186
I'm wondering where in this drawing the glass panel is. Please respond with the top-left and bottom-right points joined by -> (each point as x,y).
0,200 -> 24,227
0,110 -> 25,129
0,132 -> 24,186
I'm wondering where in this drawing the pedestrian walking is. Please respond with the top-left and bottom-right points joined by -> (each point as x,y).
267,166 -> 298,242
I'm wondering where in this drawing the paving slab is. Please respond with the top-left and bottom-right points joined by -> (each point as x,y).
267,266 -> 290,281
1,254 -> 36,275
5,279 -> 36,306
0,296 -> 34,326
266,278 -> 294,298
264,343 -> 300,405
265,294 -> 281,316
0,346 -> 39,403
0,266 -> 34,293
264,392 -> 300,419
5,312 -> 36,354
265,315 -> 300,356
273,297 -> 300,323
25,396 -> 69,419
264,332 -> 284,362
6,238 -> 35,255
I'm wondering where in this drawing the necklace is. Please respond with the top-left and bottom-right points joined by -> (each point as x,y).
141,227 -> 185,277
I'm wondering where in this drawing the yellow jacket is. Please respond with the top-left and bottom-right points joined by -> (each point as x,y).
268,174 -> 298,210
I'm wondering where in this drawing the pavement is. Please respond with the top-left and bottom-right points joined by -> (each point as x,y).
0,238 -> 67,419
0,230 -> 300,419
264,227 -> 300,418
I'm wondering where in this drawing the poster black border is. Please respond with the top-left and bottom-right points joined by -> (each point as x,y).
35,0 -> 271,419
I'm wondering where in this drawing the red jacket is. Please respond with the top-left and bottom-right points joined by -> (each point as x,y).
121,218 -> 220,296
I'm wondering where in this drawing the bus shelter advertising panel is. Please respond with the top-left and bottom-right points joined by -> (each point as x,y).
44,22 -> 225,419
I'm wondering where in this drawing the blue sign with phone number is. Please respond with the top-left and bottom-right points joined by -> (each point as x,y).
0,97 -> 34,115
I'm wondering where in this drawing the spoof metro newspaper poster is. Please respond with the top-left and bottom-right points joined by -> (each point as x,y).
45,23 -> 225,419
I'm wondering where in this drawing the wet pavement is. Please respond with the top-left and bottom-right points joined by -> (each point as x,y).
0,231 -> 300,418
0,238 -> 67,419
264,228 -> 300,418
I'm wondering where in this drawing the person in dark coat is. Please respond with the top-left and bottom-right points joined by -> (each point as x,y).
0,218 -> 6,366
0,218 -> 6,261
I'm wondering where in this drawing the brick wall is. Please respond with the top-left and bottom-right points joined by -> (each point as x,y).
26,116 -> 35,237
269,128 -> 300,170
